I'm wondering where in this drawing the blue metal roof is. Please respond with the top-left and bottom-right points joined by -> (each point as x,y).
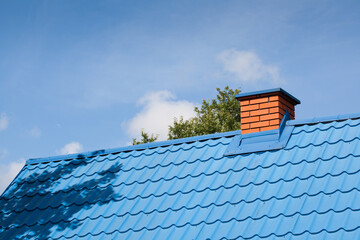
1,114 -> 360,239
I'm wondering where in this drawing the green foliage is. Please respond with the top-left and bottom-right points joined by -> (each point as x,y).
132,130 -> 159,145
168,86 -> 241,140
132,86 -> 241,144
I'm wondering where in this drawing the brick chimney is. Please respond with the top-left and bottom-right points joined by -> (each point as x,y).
236,88 -> 300,134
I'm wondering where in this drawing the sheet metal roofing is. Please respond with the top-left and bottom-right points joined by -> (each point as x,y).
1,113 -> 360,239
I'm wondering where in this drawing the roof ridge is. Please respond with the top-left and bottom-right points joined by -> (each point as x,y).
287,112 -> 360,126
26,112 -> 360,165
26,130 -> 241,165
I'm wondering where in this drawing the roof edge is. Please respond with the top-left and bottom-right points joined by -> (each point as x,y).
26,130 -> 241,165
287,112 -> 360,126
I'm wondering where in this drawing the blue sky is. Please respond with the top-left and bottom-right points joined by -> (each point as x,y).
1,0 -> 360,193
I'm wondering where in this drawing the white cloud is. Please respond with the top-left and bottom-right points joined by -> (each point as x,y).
0,113 -> 9,131
124,90 -> 197,141
0,160 -> 25,195
28,126 -> 41,138
58,142 -> 83,155
218,49 -> 282,84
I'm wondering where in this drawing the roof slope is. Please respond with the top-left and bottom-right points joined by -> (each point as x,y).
1,115 -> 360,239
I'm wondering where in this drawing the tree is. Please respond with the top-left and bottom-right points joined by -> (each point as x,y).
168,86 -> 241,139
132,130 -> 159,145
132,86 -> 241,145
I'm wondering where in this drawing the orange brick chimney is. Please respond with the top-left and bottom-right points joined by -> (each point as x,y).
236,88 -> 300,134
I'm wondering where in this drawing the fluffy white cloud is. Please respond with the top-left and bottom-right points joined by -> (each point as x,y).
28,126 -> 41,138
218,49 -> 282,84
125,90 -> 197,141
0,113 -> 9,131
0,160 -> 25,195
59,142 -> 83,155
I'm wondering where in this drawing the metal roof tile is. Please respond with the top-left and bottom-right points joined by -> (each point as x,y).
2,116 -> 360,239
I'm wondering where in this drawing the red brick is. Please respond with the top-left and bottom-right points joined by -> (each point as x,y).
240,100 -> 250,106
260,126 -> 278,131
240,93 -> 299,134
260,113 -> 281,121
259,101 -> 279,109
279,108 -> 286,115
280,105 -> 294,114
242,128 -> 259,134
250,109 -> 269,116
283,96 -> 296,107
269,95 -> 280,101
269,107 -> 280,113
251,121 -> 270,128
279,97 -> 295,110
270,119 -> 281,126
241,116 -> 260,124
241,111 -> 250,118
249,97 -> 269,104
279,106 -> 295,117
242,104 -> 259,111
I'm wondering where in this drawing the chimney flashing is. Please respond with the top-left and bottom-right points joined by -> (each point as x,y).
224,111 -> 294,156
